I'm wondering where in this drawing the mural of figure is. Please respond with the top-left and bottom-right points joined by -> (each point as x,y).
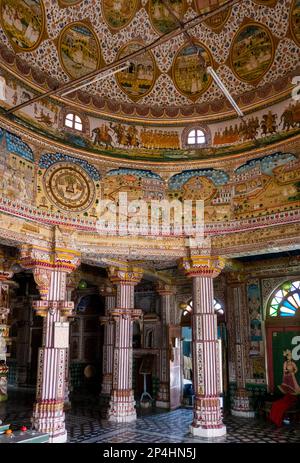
278,349 -> 300,395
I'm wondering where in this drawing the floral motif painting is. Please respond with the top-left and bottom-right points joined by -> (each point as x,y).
172,43 -> 212,100
149,0 -> 186,34
291,0 -> 300,46
230,23 -> 274,83
58,22 -> 101,79
102,0 -> 138,30
0,0 -> 45,52
116,42 -> 156,100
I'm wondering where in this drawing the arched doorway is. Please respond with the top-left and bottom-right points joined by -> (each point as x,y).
266,280 -> 300,395
180,298 -> 228,406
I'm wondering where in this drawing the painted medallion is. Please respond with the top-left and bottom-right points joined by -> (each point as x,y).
253,0 -> 278,6
116,42 -> 156,100
230,23 -> 274,83
149,0 -> 186,35
290,0 -> 300,46
0,0 -> 45,52
172,43 -> 212,100
194,0 -> 230,31
43,163 -> 95,212
58,0 -> 83,6
58,22 -> 101,79
102,0 -> 138,30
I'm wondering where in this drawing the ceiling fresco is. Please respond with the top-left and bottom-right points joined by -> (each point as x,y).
0,0 -> 298,164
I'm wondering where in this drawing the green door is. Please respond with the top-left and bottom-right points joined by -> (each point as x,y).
272,329 -> 300,394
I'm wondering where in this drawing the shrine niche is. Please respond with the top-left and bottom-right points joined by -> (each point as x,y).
230,22 -> 275,84
101,0 -> 138,31
148,0 -> 186,35
116,42 -> 156,101
290,0 -> 300,46
0,0 -> 46,52
172,42 -> 212,100
58,22 -> 101,79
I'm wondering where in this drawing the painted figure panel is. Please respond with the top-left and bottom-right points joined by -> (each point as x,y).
0,0 -> 45,52
149,0 -> 186,34
116,42 -> 156,100
172,43 -> 212,99
58,22 -> 101,78
291,0 -> 300,46
230,23 -> 274,83
102,0 -> 138,30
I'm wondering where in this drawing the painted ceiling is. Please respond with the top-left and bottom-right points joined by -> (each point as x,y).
0,0 -> 299,121
0,0 -> 299,164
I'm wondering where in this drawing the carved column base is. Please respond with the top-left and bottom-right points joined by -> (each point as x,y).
190,397 -> 226,438
107,390 -> 137,423
156,382 -> 170,409
32,400 -> 67,443
231,389 -> 255,418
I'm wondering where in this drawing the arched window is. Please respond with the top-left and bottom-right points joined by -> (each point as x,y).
268,280 -> 300,318
64,113 -> 83,132
181,298 -> 224,322
187,129 -> 206,146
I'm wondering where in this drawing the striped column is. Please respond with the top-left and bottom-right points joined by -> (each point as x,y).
99,284 -> 116,401
228,275 -> 254,417
0,250 -> 13,402
107,266 -> 143,423
20,245 -> 80,443
156,283 -> 175,409
180,255 -> 226,438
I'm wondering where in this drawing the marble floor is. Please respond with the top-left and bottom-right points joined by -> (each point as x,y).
1,388 -> 300,444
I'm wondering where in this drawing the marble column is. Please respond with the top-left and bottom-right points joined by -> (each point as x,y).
20,245 -> 80,443
0,250 -> 13,402
99,283 -> 116,402
180,255 -> 226,438
228,274 -> 254,417
107,265 -> 143,423
155,283 -> 175,409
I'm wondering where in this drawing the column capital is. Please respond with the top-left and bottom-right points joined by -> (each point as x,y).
227,272 -> 247,286
179,255 -> 225,278
156,281 -> 176,296
0,249 -> 13,281
108,265 -> 143,286
32,300 -> 74,318
19,245 -> 81,273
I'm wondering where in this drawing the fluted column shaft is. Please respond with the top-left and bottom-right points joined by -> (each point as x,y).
180,255 -> 226,438
107,266 -> 142,423
228,278 -> 254,417
20,245 -> 80,443
100,290 -> 116,396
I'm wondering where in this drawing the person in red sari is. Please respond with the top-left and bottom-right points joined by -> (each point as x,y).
269,350 -> 300,427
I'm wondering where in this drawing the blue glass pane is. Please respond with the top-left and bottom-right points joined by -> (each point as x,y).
282,300 -> 297,312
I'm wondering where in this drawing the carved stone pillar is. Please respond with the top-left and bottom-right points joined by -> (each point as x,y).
156,282 -> 175,409
228,273 -> 254,417
99,283 -> 116,401
64,272 -> 81,410
0,250 -> 13,402
180,255 -> 226,438
107,265 -> 143,423
20,245 -> 80,443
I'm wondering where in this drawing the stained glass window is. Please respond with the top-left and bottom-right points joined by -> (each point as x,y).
269,280 -> 300,317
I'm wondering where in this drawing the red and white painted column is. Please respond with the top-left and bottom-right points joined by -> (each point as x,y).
228,274 -> 254,417
180,255 -> 226,438
107,265 -> 143,423
0,249 -> 13,402
156,283 -> 175,409
99,283 -> 116,398
20,245 -> 80,443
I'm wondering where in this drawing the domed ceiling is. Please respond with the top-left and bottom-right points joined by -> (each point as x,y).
0,0 -> 299,162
